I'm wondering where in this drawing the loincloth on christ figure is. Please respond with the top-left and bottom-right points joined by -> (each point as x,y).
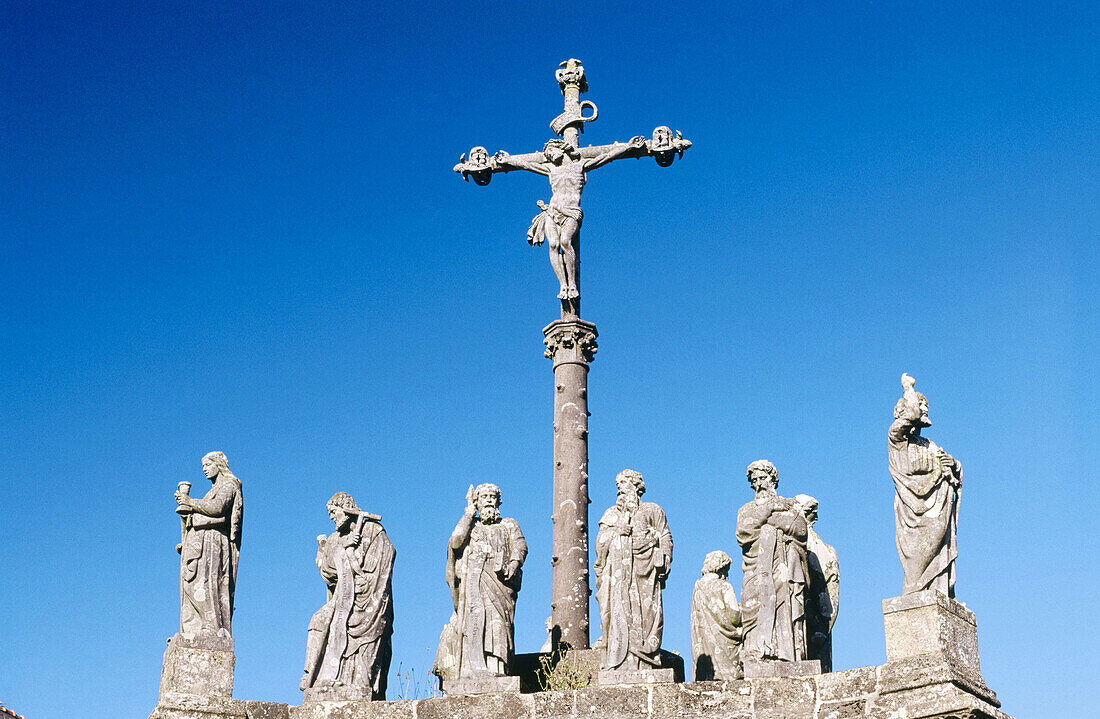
527,201 -> 583,246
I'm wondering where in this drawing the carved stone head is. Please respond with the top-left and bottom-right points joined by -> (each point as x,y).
794,494 -> 819,525
543,138 -> 577,163
326,491 -> 359,530
701,550 -> 732,578
894,373 -> 931,428
611,470 -> 642,510
473,483 -> 501,523
202,451 -> 228,480
746,459 -> 779,494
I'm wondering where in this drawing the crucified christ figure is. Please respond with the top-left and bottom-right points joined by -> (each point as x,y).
494,136 -> 646,301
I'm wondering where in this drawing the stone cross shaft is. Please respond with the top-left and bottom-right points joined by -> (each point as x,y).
454,59 -> 691,650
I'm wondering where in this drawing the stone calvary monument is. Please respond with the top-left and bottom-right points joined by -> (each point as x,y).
147,62 -> 1015,719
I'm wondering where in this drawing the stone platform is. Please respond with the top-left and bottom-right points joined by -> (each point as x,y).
151,592 -> 1013,718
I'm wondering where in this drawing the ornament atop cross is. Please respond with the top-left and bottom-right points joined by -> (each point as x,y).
455,59 -> 692,319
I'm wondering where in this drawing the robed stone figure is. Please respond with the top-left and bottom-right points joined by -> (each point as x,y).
690,550 -> 743,680
889,373 -> 961,597
434,483 -> 527,680
794,494 -> 839,673
594,469 -> 673,672
174,451 -> 243,644
736,460 -> 810,664
301,492 -> 395,700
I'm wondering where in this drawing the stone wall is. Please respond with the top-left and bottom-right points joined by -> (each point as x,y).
151,592 -> 1013,719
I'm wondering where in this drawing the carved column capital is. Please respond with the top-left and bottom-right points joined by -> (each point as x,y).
555,58 -> 588,94
543,319 -> 598,368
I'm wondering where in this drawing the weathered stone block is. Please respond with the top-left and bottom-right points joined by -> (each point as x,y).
290,700 -> 417,719
878,654 -> 997,706
150,692 -> 247,719
818,699 -> 865,719
817,666 -> 877,702
302,685 -> 373,703
416,691 -> 533,719
597,667 -> 675,685
158,637 -> 235,699
750,677 -> 815,719
244,701 -> 291,719
573,684 -> 648,719
870,680 -> 1011,719
531,689 -> 576,719
657,681 -> 753,718
882,591 -> 980,671
743,659 -> 820,678
444,675 -> 521,695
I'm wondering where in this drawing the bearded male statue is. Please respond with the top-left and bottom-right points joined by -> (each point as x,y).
736,460 -> 811,667
174,451 -> 243,647
889,373 -> 962,597
300,492 -> 395,701
434,483 -> 527,684
594,469 -> 673,673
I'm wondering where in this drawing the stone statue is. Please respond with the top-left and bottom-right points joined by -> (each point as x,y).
690,550 -> 743,681
889,373 -> 962,597
492,136 -> 646,302
174,451 -> 243,646
300,492 -> 395,701
794,494 -> 839,673
594,469 -> 673,672
736,460 -> 811,664
434,483 -> 527,682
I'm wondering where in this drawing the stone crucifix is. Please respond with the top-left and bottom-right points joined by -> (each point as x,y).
454,59 -> 691,650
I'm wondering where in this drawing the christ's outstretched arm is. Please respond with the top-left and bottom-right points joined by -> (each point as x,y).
494,151 -> 551,176
583,136 -> 646,171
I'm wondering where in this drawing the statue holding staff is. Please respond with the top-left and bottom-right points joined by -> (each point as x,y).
301,492 -> 395,701
434,483 -> 527,681
889,373 -> 962,597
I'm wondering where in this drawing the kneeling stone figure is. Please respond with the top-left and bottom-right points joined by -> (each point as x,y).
690,550 -> 744,680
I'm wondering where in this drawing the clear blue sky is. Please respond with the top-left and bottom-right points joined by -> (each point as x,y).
2,2 -> 1095,717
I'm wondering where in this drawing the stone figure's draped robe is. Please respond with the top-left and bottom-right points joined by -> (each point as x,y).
434,516 -> 527,680
304,521 -> 395,699
690,574 -> 743,680
736,495 -> 809,663
805,527 -> 839,673
594,501 -> 673,671
889,418 -> 961,596
180,475 -> 243,637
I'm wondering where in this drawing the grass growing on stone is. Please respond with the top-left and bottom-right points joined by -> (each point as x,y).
536,647 -> 591,691
393,658 -> 442,700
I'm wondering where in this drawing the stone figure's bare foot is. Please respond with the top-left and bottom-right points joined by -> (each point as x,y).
566,287 -> 580,299
299,674 -> 310,691
558,287 -> 569,300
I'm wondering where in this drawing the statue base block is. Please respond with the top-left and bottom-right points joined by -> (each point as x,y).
883,590 -> 980,669
302,684 -> 373,702
159,634 -> 235,698
149,634 -> 248,718
743,659 -> 821,678
878,590 -> 1003,716
444,675 -> 521,695
597,668 -> 675,685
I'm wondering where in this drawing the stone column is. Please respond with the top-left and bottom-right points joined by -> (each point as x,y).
543,318 -> 597,649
